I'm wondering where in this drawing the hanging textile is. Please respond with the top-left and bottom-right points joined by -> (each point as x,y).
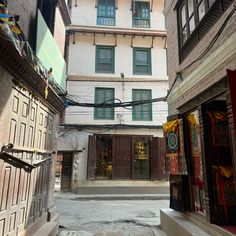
207,112 -> 230,146
163,119 -> 188,175
187,113 -> 206,216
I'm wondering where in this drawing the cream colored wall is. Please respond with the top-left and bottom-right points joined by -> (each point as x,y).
71,0 -> 165,31
64,80 -> 168,126
68,34 -> 167,79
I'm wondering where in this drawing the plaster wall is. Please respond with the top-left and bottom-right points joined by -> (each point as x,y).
64,80 -> 168,126
68,34 -> 167,79
70,0 -> 165,31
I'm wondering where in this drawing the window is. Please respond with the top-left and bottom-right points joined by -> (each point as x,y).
179,0 -> 217,45
97,0 -> 116,26
132,89 -> 152,121
133,48 -> 152,75
96,46 -> 115,73
177,0 -> 233,61
40,0 -> 56,34
132,1 -> 150,28
94,88 -> 114,120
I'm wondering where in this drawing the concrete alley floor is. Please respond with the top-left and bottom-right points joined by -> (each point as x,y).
55,194 -> 169,236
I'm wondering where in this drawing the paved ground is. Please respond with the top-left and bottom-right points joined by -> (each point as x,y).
55,194 -> 169,236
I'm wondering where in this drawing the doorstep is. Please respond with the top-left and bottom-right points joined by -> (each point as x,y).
160,209 -> 236,236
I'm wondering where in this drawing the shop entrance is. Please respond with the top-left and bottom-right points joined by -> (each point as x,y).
92,135 -> 153,180
203,95 -> 236,225
133,136 -> 150,179
55,153 -> 73,191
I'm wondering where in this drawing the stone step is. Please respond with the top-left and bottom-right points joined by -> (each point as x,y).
76,186 -> 170,195
160,209 -> 236,236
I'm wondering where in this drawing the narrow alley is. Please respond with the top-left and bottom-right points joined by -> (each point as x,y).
55,194 -> 169,236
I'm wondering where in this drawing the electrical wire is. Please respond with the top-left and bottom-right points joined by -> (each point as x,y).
165,3 -> 236,100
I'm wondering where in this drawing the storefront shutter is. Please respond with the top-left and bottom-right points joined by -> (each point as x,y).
151,137 -> 167,180
87,135 -> 96,180
112,135 -> 132,179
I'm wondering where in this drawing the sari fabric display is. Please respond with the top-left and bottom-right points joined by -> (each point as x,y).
163,119 -> 188,175
187,113 -> 206,216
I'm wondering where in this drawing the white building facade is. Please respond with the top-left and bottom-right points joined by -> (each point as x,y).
58,0 -> 168,191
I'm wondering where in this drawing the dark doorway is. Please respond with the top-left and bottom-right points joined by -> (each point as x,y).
61,153 -> 73,191
133,137 -> 150,179
203,96 -> 236,225
95,135 -> 113,179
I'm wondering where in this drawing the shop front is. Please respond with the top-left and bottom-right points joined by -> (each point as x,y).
164,70 -> 236,227
87,134 -> 166,181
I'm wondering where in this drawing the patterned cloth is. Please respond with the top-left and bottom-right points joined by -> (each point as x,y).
163,119 -> 188,175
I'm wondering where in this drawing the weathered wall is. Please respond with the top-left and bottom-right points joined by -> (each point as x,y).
7,0 -> 38,49
164,1 -> 236,114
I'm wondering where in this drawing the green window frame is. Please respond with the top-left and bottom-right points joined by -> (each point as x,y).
132,89 -> 152,121
97,0 -> 116,26
96,45 -> 115,73
133,48 -> 152,75
94,88 -> 115,120
132,1 -> 150,28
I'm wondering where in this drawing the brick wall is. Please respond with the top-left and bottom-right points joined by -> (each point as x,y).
7,0 -> 38,50
164,1 -> 236,114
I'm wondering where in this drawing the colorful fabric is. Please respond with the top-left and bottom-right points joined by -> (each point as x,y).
163,118 -> 188,175
187,113 -> 206,216
207,112 -> 230,146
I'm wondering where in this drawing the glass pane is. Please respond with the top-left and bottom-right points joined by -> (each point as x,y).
181,4 -> 186,28
97,63 -> 112,72
198,1 -> 206,21
136,50 -> 148,65
98,48 -> 112,63
188,0 -> 194,15
182,26 -> 188,44
189,16 -> 195,34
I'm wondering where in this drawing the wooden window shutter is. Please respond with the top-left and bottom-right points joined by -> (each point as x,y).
112,135 -> 132,179
87,135 -> 96,180
151,137 -> 167,180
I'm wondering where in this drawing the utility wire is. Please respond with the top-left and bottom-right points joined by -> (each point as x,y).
64,3 -> 236,108
166,3 -> 236,100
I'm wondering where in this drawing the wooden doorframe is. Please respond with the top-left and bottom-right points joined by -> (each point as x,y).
60,152 -> 73,191
132,136 -> 152,180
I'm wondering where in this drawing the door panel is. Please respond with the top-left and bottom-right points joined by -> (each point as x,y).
151,137 -> 166,180
134,160 -> 150,179
112,136 -> 132,179
133,137 -> 150,179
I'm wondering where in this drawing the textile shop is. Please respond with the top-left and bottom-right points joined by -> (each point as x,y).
163,70 -> 236,226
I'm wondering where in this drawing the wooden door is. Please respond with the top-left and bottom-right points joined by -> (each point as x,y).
133,137 -> 150,179
112,136 -> 132,179
0,155 -> 50,236
61,153 -> 73,191
151,137 -> 167,180
87,136 -> 96,180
